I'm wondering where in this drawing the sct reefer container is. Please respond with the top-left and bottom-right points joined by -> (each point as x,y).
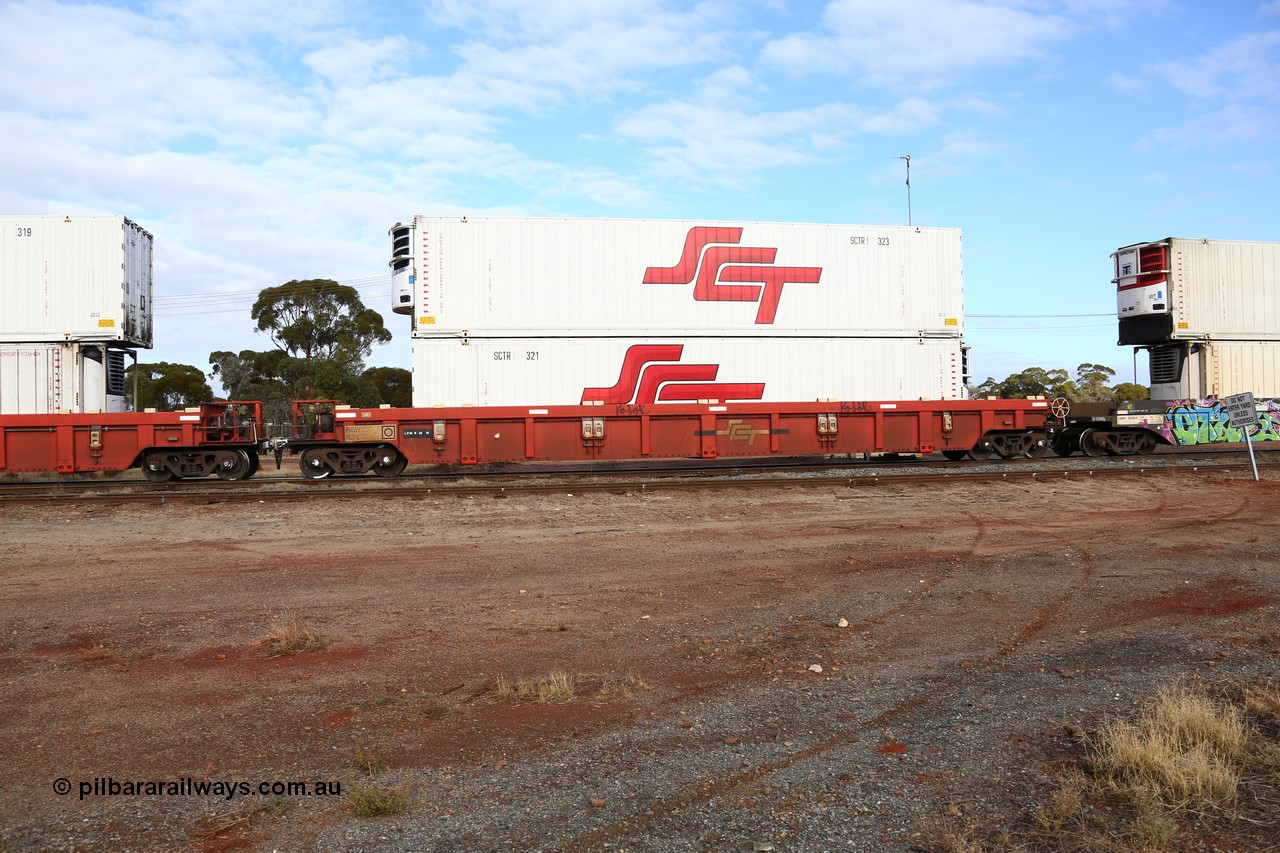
390,216 -> 963,338
1148,340 -> 1280,400
1,215 -> 154,346
1114,238 -> 1280,345
411,336 -> 966,407
0,342 -> 129,414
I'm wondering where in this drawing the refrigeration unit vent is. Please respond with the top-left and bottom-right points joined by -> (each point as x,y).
1149,346 -> 1184,385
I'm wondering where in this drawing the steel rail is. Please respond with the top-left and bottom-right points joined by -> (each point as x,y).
0,459 -> 1266,506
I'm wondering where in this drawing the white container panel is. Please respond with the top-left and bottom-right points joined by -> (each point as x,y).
0,343 -> 128,414
1171,239 -> 1280,339
1148,341 -> 1280,400
412,337 -> 965,407
0,215 -> 154,345
403,217 -> 963,338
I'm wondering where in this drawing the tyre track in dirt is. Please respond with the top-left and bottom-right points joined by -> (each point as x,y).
559,508 -> 1112,850
562,484 -> 1273,849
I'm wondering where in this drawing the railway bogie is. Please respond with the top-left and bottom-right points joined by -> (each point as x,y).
0,402 -> 265,480
1047,400 -> 1170,457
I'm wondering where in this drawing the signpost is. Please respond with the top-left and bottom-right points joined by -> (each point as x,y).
1223,392 -> 1260,481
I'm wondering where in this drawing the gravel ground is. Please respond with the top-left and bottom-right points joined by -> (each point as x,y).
0,469 -> 1277,852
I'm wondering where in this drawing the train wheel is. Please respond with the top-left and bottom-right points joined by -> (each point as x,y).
215,450 -> 253,481
141,454 -> 175,483
245,451 -> 261,477
1052,436 -> 1075,457
372,450 -> 408,478
1137,433 -> 1159,455
300,448 -> 334,479
940,449 -> 967,461
1024,432 -> 1050,459
967,438 -> 996,461
1078,429 -> 1107,457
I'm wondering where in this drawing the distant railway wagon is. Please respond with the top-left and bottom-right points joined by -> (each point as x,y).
0,397 -> 1056,479
289,397 -> 1055,477
1115,237 -> 1280,346
0,402 -> 263,480
1112,237 -> 1280,448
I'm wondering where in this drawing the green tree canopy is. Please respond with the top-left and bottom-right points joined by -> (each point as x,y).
970,364 -> 1148,403
219,280 -> 397,421
125,362 -> 214,411
971,366 -> 1071,399
251,279 -> 391,360
362,366 -> 412,408
1111,382 -> 1151,402
1073,363 -> 1117,401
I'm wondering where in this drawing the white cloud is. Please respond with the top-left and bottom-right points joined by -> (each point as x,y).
304,36 -> 419,86
762,0 -> 1073,86
1125,29 -> 1280,149
1147,31 -> 1280,102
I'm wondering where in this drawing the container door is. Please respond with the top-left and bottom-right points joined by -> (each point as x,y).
121,220 -> 154,346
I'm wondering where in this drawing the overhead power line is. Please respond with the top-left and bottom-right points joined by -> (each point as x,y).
153,275 -> 392,317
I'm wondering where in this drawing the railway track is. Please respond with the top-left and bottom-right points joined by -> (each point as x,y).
0,450 -> 1271,505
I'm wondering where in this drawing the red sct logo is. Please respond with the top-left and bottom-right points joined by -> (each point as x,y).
581,345 -> 765,405
643,227 -> 822,324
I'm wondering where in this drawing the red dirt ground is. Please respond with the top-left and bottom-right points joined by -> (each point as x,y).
1,470 -> 1278,851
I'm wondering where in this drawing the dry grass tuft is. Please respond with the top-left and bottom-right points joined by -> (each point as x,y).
1032,773 -> 1085,833
492,671 -> 651,705
257,614 -> 331,658
346,780 -> 411,817
1092,687 -> 1247,810
935,681 -> 1280,852
1244,681 -> 1280,720
354,746 -> 388,776
495,670 -> 577,704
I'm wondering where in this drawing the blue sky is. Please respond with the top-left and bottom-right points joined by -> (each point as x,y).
2,0 -> 1278,393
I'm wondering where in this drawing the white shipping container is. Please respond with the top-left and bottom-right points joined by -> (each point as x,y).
0,343 -> 130,414
1147,340 -> 1280,400
1115,238 -> 1280,344
391,217 -> 963,338
411,336 -> 966,408
1,215 -> 154,346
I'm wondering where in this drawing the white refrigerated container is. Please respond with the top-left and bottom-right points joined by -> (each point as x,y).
1114,238 -> 1280,345
410,335 -> 966,407
1146,340 -> 1280,400
1,215 -> 154,346
390,216 -> 963,338
0,342 -> 130,414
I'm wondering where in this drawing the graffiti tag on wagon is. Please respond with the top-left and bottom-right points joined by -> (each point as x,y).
1162,398 -> 1280,446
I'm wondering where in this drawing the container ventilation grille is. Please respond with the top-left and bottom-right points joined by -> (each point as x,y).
1149,346 -> 1183,385
106,350 -> 127,395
